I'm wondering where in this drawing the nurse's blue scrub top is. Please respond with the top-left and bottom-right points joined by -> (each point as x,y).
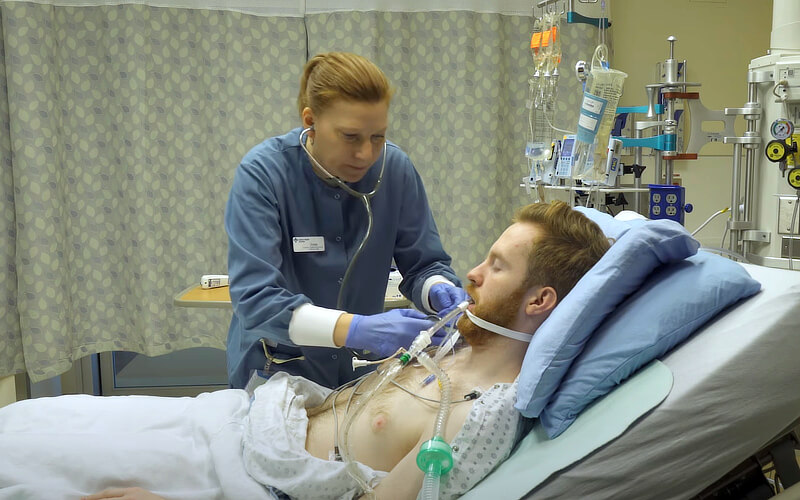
225,128 -> 460,389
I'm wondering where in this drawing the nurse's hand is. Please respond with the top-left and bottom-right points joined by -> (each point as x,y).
344,309 -> 440,357
429,283 -> 470,315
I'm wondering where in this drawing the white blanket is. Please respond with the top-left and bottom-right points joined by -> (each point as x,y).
243,373 -> 387,500
0,370 -> 522,499
0,389 -> 271,499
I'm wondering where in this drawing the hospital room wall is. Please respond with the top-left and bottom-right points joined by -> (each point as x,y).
612,0 -> 772,247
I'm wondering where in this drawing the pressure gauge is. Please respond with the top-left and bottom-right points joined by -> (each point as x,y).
766,140 -> 788,162
788,168 -> 800,189
771,119 -> 794,140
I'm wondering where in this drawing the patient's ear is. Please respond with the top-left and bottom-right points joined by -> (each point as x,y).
524,286 -> 557,317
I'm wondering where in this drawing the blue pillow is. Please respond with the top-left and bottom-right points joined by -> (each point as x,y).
539,250 -> 761,438
573,206 -> 637,240
515,212 -> 700,418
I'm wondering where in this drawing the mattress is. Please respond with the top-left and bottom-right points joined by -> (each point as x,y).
525,263 -> 800,499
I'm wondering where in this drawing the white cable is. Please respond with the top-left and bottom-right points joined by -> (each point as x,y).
773,80 -> 794,139
528,83 -> 536,142
544,107 -> 576,135
700,246 -> 749,263
691,207 -> 730,236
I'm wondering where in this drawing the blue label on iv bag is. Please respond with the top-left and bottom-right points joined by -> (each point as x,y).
576,91 -> 608,144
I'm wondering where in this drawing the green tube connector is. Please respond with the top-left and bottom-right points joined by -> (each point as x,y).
399,352 -> 411,365
416,436 -> 454,475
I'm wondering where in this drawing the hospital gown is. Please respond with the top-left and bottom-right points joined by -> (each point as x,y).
225,127 -> 460,389
0,373 -> 521,499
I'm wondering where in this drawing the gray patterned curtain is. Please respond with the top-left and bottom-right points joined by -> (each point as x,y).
0,2 -> 304,381
0,1 -> 599,381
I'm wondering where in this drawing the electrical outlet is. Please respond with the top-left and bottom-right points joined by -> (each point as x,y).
778,197 -> 800,234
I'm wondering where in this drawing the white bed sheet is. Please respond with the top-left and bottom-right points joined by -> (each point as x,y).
525,263 -> 800,499
0,389 -> 272,500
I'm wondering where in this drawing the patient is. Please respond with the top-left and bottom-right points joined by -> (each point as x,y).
0,201 -> 610,500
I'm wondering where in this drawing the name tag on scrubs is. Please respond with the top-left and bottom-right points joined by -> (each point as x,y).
292,236 -> 325,253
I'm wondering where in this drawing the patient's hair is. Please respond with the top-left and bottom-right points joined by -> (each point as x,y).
514,201 -> 610,303
297,52 -> 394,118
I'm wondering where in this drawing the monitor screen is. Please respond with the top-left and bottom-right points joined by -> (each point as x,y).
561,138 -> 575,157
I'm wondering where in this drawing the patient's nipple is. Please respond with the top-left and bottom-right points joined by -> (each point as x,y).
371,412 -> 389,433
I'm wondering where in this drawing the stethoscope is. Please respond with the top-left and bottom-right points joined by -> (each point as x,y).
299,126 -> 388,309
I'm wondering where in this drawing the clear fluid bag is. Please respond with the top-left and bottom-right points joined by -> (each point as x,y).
571,45 -> 627,183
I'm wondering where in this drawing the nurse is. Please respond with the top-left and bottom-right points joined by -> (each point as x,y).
225,52 -> 467,389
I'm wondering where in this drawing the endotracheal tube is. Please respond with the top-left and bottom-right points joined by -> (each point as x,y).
339,301 -> 469,499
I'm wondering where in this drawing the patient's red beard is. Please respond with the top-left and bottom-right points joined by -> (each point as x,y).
457,285 -> 526,347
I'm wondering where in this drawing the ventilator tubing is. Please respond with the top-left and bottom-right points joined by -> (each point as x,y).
339,357 -> 404,497
415,350 -> 454,500
339,301 -> 467,498
408,301 -> 469,361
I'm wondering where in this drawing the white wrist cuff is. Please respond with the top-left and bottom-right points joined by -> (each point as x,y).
421,275 -> 455,314
288,304 -> 343,348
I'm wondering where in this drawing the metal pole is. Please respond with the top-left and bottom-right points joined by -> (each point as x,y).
634,126 -> 643,213
741,80 -> 760,256
664,158 -> 673,186
729,142 -> 742,253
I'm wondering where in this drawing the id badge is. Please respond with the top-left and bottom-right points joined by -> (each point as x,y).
292,236 -> 325,253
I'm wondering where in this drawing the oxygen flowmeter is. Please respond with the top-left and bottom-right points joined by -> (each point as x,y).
766,140 -> 791,162
788,168 -> 800,189
766,119 -> 799,187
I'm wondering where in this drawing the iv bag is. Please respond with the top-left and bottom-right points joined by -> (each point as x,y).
571,45 -> 627,183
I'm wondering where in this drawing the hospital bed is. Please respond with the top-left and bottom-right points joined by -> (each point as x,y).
3,213 -> 800,500
467,259 -> 800,499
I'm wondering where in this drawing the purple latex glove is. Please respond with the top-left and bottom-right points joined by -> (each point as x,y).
429,283 -> 470,315
345,309 -> 441,357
